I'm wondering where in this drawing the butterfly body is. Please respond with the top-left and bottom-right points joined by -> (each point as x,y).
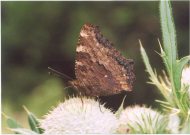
70,23 -> 135,96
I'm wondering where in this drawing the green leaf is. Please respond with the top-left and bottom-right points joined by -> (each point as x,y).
2,113 -> 22,134
115,95 -> 126,118
140,40 -> 174,106
159,1 -> 189,117
139,41 -> 155,79
158,39 -> 170,74
7,117 -> 22,129
2,113 -> 22,129
160,0 -> 177,70
173,56 -> 190,91
23,106 -> 44,134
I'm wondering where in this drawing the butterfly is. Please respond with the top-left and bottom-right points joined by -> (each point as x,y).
69,23 -> 135,96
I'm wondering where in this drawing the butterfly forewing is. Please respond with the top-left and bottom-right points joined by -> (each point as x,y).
70,23 -> 135,96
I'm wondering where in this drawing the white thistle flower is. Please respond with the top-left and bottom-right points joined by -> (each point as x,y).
40,97 -> 118,134
117,105 -> 167,133
181,66 -> 190,85
181,66 -> 190,97
167,112 -> 180,133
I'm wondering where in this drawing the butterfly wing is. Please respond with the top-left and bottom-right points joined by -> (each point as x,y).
70,24 -> 135,96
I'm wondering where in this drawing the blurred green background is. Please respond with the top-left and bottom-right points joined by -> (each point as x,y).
1,1 -> 189,133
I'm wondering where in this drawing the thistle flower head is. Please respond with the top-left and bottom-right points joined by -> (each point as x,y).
40,97 -> 118,134
117,105 -> 168,134
181,66 -> 190,85
181,66 -> 190,97
167,112 -> 180,133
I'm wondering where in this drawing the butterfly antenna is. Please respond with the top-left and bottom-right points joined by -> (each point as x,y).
48,67 -> 73,80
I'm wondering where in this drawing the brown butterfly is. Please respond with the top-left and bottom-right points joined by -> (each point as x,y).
69,23 -> 135,96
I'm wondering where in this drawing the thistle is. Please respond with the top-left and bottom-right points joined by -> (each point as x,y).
140,0 -> 190,133
117,105 -> 168,134
40,97 -> 119,134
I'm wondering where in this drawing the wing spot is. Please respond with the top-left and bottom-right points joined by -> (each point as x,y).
80,30 -> 89,37
76,61 -> 83,66
76,45 -> 86,52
